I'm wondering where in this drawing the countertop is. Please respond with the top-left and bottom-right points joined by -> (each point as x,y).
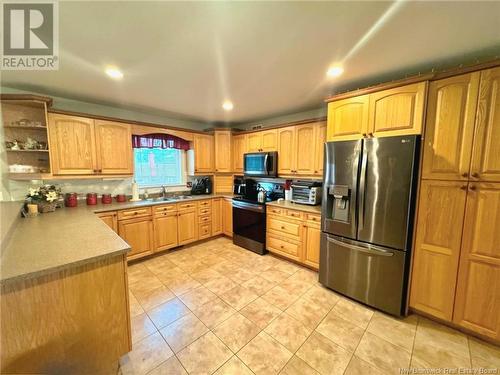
0,193 -> 234,285
266,200 -> 322,214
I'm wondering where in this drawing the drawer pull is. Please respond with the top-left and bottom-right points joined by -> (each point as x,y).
281,226 -> 285,230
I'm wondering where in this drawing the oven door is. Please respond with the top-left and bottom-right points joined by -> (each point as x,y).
232,200 -> 266,254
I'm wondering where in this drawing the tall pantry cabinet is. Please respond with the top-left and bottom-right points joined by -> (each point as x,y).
410,67 -> 500,340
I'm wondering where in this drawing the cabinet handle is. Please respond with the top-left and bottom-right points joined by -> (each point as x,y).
460,185 -> 467,190
469,185 -> 477,191
281,226 -> 285,230
362,133 -> 368,137
461,173 -> 468,178
93,169 -> 98,173
280,245 -> 284,249
471,172 -> 480,178
369,132 -> 374,137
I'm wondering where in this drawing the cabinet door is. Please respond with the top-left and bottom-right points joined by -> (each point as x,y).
194,134 -> 214,173
295,124 -> 316,175
232,134 -> 247,172
118,217 -> 154,260
277,126 -> 297,175
154,213 -> 178,251
303,224 -> 320,270
314,122 -> 326,176
368,81 -> 427,137
97,212 -> 118,233
178,210 -> 198,245
327,95 -> 369,141
247,133 -> 262,152
422,73 -> 479,181
212,198 -> 223,235
409,180 -> 467,321
222,199 -> 233,237
453,183 -> 500,340
48,113 -> 96,175
214,131 -> 232,173
470,67 -> 500,182
261,130 -> 278,151
94,120 -> 133,175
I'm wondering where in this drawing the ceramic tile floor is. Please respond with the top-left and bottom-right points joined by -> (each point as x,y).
120,237 -> 500,375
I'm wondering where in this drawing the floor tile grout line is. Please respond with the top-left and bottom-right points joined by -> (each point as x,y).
407,314 -> 420,370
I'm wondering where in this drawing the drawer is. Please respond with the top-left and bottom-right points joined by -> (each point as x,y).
198,215 -> 211,224
306,213 -> 321,224
267,235 -> 301,258
199,223 -> 211,239
268,217 -> 301,237
198,200 -> 212,208
267,206 -> 284,216
153,204 -> 177,216
285,209 -> 304,220
118,207 -> 152,220
198,207 -> 212,216
177,202 -> 197,211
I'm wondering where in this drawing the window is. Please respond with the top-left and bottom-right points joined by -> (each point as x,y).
134,148 -> 184,187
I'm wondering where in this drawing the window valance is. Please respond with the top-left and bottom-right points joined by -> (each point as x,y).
132,133 -> 190,150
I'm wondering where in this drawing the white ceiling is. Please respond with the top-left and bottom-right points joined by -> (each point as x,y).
2,1 -> 500,124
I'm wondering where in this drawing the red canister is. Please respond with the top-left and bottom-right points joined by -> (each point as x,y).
115,194 -> 126,202
101,194 -> 112,204
86,193 -> 97,205
65,193 -> 78,207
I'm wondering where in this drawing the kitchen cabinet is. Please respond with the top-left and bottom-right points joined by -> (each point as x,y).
94,120 -> 133,175
212,198 -> 223,236
214,175 -> 233,193
277,126 -> 297,175
214,130 -> 232,173
453,182 -> 500,340
422,73 -> 480,181
368,82 -> 427,137
232,134 -> 247,172
48,114 -> 133,176
247,133 -> 262,153
470,67 -> 500,182
246,130 -> 277,153
154,212 -> 178,251
197,200 -> 212,240
193,134 -> 214,173
97,211 -> 118,233
314,122 -> 326,175
295,124 -> 316,175
409,180 -> 468,321
327,95 -> 369,141
303,215 -> 321,269
118,216 -> 154,260
222,198 -> 233,237
178,203 -> 198,245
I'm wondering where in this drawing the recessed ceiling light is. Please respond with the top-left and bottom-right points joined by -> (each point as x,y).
105,66 -> 123,79
327,66 -> 344,78
222,101 -> 234,111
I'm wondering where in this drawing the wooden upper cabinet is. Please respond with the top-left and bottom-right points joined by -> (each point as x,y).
368,82 -> 427,137
453,182 -> 500,340
409,180 -> 467,321
94,120 -> 133,175
277,126 -> 297,175
422,73 -> 480,181
48,113 -> 97,175
327,95 -> 369,141
261,129 -> 277,151
313,122 -> 326,176
232,134 -> 246,172
214,130 -> 232,173
295,124 -> 316,175
470,67 -> 500,182
193,134 -> 214,173
247,133 -> 262,152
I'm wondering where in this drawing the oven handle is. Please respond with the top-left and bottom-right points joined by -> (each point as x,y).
327,236 -> 394,257
232,201 -> 265,212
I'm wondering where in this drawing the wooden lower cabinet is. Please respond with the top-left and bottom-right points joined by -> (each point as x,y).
212,198 -> 223,235
303,222 -> 321,269
97,211 -> 118,233
118,216 -> 154,260
453,182 -> 500,340
178,208 -> 198,245
154,213 -> 178,251
222,198 -> 233,237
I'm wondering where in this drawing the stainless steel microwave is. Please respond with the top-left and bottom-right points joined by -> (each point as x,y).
243,152 -> 278,177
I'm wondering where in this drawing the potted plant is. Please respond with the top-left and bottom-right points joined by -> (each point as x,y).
26,185 -> 62,213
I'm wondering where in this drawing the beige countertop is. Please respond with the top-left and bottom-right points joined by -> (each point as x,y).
0,193 -> 234,285
267,200 -> 322,214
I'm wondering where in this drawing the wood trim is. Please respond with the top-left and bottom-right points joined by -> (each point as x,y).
325,58 -> 500,103
1,94 -> 53,106
232,117 -> 327,134
131,124 -> 194,142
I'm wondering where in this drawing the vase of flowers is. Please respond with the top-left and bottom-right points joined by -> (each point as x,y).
26,185 -> 62,213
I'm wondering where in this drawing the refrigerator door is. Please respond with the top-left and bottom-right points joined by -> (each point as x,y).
357,135 -> 419,250
322,140 -> 362,239
319,233 -> 408,316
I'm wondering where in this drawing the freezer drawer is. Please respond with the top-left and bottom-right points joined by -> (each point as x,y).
319,233 -> 408,316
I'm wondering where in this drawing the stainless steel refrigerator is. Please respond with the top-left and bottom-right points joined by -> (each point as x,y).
319,135 -> 420,316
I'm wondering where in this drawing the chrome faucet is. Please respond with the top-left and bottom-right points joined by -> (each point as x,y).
161,186 -> 167,198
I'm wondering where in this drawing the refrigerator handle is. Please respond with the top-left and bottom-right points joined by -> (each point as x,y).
359,151 -> 368,230
327,236 -> 394,257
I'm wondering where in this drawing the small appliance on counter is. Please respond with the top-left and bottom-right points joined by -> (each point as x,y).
191,177 -> 212,195
233,176 -> 245,195
291,180 -> 322,205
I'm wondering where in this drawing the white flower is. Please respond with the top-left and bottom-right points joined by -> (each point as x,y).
45,191 -> 58,202
28,187 -> 39,197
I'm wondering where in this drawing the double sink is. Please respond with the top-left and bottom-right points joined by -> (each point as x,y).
145,195 -> 194,203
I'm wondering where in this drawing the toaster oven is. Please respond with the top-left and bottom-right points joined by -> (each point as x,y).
291,182 -> 322,205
